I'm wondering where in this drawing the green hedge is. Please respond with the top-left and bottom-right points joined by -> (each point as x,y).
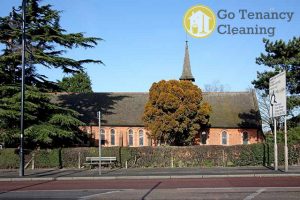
0,149 -> 19,168
34,149 -> 60,168
0,149 -> 33,169
0,143 -> 299,169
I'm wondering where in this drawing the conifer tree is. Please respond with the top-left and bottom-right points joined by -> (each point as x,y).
0,0 -> 101,147
252,37 -> 300,117
58,72 -> 93,93
143,80 -> 211,146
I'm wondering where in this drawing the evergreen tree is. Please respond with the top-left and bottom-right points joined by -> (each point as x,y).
0,85 -> 86,147
0,0 -> 102,89
143,80 -> 211,146
252,37 -> 300,117
58,72 -> 93,93
0,0 -> 102,147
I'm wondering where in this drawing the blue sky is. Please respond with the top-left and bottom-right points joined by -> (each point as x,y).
1,0 -> 299,92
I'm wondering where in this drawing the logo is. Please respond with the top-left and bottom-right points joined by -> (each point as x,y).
183,5 -> 216,38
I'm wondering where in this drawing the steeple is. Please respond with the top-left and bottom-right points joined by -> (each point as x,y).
179,41 -> 195,82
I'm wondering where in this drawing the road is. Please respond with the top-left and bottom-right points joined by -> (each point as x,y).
0,177 -> 300,199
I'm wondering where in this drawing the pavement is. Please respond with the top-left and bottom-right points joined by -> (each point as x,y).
1,165 -> 300,181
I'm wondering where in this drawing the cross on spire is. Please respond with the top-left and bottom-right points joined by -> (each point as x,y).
179,41 -> 195,82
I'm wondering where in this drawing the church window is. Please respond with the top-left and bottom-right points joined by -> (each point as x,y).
128,129 -> 133,146
222,131 -> 227,145
110,129 -> 115,145
139,130 -> 144,146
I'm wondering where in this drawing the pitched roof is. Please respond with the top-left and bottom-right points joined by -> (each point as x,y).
179,41 -> 195,82
51,92 -> 148,127
203,92 -> 261,129
51,91 -> 261,129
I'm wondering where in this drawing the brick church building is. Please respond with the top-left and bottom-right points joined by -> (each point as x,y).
52,42 -> 263,147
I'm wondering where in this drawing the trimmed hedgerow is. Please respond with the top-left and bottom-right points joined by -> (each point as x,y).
0,148 -> 32,169
0,143 -> 299,169
34,149 -> 60,168
0,149 -> 19,169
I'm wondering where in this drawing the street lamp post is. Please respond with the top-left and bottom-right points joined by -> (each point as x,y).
20,0 -> 27,178
10,0 -> 27,177
98,111 -> 102,175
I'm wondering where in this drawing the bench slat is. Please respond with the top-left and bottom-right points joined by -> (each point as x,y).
85,157 -> 116,162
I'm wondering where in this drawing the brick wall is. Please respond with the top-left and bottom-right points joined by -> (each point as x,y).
81,126 -> 262,147
202,128 -> 262,145
81,126 -> 151,147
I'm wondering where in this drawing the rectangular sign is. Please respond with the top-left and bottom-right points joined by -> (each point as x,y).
269,71 -> 287,117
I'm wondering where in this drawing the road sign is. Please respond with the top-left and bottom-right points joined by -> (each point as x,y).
269,71 -> 286,117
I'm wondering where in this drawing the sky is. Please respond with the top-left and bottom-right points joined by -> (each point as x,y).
0,0 -> 299,92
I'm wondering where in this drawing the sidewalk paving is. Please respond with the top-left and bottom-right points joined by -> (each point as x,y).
1,166 -> 300,181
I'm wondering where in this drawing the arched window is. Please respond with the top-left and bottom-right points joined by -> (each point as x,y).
100,129 -> 105,145
139,130 -> 144,146
201,131 -> 207,145
222,131 -> 227,145
243,132 -> 249,144
128,129 -> 133,146
110,129 -> 115,145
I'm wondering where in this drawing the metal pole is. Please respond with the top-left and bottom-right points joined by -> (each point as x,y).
284,116 -> 288,172
270,92 -> 278,171
98,111 -> 101,175
274,118 -> 278,171
19,0 -> 26,177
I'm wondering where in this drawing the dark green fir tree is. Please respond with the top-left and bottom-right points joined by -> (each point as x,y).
252,37 -> 300,117
58,72 -> 93,93
0,0 -> 102,147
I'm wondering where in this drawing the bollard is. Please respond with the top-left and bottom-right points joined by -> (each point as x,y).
222,150 -> 225,166
31,153 -> 35,170
78,152 -> 81,169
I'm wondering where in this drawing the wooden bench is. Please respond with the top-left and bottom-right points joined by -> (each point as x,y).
84,157 -> 117,168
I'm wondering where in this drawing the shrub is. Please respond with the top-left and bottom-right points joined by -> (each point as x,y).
34,149 -> 60,168
0,143 -> 299,169
0,149 -> 19,168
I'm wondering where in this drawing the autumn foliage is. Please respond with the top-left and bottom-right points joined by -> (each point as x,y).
143,80 -> 212,146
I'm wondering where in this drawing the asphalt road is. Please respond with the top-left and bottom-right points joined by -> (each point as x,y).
0,177 -> 300,199
2,166 -> 300,179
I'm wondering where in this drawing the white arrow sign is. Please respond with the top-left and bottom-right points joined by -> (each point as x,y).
269,71 -> 287,117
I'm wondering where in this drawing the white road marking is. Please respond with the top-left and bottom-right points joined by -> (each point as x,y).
79,190 -> 121,200
176,187 -> 241,190
243,188 -> 266,200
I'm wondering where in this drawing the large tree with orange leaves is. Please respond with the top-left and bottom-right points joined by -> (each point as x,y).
143,80 -> 211,146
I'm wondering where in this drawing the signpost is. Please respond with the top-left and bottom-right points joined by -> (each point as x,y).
269,71 -> 287,118
269,71 -> 287,171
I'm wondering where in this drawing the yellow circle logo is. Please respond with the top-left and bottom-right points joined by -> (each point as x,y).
183,5 -> 216,38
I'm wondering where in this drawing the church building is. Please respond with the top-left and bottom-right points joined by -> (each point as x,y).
52,42 -> 263,147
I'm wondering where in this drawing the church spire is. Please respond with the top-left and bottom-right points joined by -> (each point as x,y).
179,41 -> 195,82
